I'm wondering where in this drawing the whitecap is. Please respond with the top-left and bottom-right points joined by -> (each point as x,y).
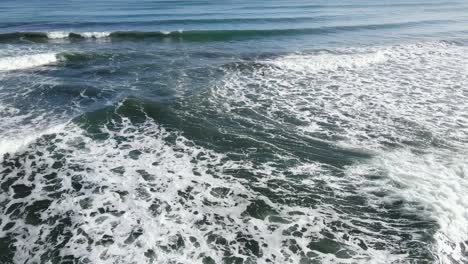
47,31 -> 111,39
0,53 -> 58,71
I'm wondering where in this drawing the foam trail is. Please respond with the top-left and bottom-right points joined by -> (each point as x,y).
0,53 -> 58,71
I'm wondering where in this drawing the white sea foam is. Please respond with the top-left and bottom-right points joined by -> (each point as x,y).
347,149 -> 468,263
47,31 -> 112,39
0,106 -> 402,263
270,50 -> 388,73
46,31 -> 70,39
1,41 -> 467,263
0,123 -> 66,156
209,41 -> 468,261
0,99 -> 71,156
79,31 -> 111,38
0,53 -> 58,71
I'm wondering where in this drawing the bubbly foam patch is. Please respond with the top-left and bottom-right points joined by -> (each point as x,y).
208,41 -> 468,262
0,53 -> 58,71
1,41 -> 467,263
346,148 -> 468,263
0,102 -> 413,263
215,42 -> 468,147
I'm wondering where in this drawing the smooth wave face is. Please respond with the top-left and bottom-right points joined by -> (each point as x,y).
0,1 -> 467,264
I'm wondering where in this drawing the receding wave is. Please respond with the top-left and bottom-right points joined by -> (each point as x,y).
0,20 -> 453,42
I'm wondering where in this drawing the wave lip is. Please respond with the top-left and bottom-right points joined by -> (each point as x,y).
0,53 -> 59,71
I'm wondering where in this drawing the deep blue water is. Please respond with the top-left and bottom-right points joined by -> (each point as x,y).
0,1 -> 467,264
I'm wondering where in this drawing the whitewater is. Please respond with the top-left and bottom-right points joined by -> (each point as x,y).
1,0 -> 468,263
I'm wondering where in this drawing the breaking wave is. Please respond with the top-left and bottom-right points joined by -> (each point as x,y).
0,20 -> 454,42
0,53 -> 59,71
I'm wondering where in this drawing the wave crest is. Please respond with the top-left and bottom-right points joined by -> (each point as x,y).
0,20 -> 454,42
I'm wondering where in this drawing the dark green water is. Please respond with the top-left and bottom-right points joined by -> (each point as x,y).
0,1 -> 467,263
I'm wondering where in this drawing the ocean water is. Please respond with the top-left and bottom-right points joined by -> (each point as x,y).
0,0 -> 468,263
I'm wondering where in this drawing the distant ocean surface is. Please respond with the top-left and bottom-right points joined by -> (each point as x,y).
0,1 -> 467,263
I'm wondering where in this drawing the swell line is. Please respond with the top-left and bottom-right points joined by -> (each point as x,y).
0,20 -> 454,42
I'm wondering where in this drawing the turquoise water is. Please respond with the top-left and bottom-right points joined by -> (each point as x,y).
0,1 -> 468,263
